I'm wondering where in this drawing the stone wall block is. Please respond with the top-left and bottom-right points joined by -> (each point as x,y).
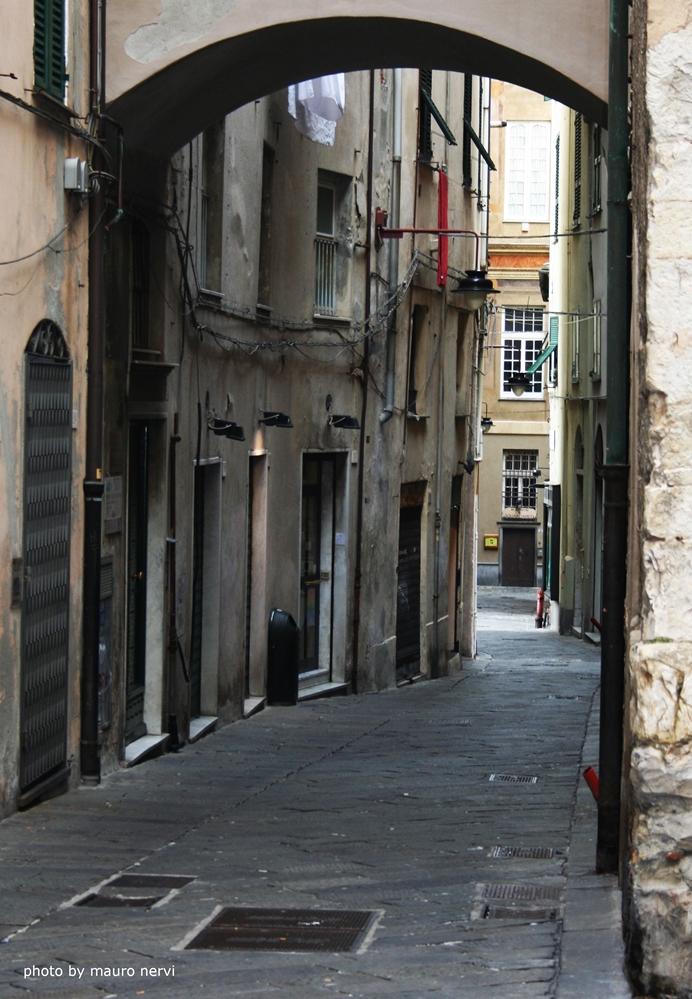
642,543 -> 692,641
630,643 -> 692,741
631,744 -> 692,802
645,484 -> 692,540
631,808 -> 692,864
629,883 -> 692,996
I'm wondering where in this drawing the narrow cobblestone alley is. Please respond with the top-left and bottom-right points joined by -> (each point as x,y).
1,590 -> 631,999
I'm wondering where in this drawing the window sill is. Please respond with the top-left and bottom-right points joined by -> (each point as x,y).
199,288 -> 224,300
313,313 -> 352,325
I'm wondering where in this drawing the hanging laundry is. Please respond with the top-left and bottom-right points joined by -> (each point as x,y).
288,74 -> 345,146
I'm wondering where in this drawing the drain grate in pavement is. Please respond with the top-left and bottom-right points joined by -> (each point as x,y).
186,907 -> 377,952
490,846 -> 554,859
488,773 -> 538,784
483,904 -> 558,921
110,874 -> 196,889
481,883 -> 562,902
432,719 -> 471,726
78,894 -> 162,908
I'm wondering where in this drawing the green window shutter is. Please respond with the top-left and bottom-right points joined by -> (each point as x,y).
526,317 -> 559,374
34,0 -> 65,100
418,69 -> 433,162
33,0 -> 49,91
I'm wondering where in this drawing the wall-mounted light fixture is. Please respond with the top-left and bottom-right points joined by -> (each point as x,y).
507,372 -> 532,397
209,418 -> 245,441
330,415 -> 361,430
480,415 -> 494,433
452,270 -> 498,312
259,411 -> 293,428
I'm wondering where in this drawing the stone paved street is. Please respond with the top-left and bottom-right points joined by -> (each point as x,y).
0,589 -> 631,998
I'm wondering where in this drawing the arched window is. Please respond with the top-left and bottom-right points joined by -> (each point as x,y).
26,319 -> 70,359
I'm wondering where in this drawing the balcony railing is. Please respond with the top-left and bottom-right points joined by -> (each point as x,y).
315,237 -> 336,316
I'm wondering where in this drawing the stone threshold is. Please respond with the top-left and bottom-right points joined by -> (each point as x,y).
124,734 -> 168,767
243,696 -> 266,718
189,716 -> 218,743
298,681 -> 349,702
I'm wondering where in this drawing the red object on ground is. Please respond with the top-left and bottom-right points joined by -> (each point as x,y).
437,170 -> 448,286
583,766 -> 599,801
590,616 -> 602,632
535,588 -> 544,628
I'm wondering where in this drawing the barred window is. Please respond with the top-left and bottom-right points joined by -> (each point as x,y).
503,450 -> 538,515
501,308 -> 545,398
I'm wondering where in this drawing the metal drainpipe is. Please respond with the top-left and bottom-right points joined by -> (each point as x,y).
597,0 -> 630,875
380,68 -> 402,425
80,0 -> 107,784
352,70 -> 376,695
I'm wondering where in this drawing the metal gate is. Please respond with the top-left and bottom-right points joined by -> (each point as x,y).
396,506 -> 422,681
20,322 -> 72,792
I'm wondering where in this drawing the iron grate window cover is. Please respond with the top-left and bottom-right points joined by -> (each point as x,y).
186,907 -> 377,952
481,883 -> 562,902
489,773 -> 538,784
491,846 -> 554,859
418,69 -> 433,161
554,134 -> 560,241
502,450 -> 538,514
484,905 -> 558,921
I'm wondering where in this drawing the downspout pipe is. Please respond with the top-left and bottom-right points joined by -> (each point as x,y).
380,68 -> 402,425
80,0 -> 107,783
597,0 -> 630,874
352,69 -> 376,694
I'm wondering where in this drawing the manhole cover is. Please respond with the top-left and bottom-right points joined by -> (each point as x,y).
185,907 -> 377,952
489,774 -> 538,784
483,905 -> 558,920
481,883 -> 562,902
490,846 -> 554,859
110,874 -> 196,889
78,894 -> 163,908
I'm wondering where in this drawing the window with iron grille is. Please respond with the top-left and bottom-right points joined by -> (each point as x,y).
592,123 -> 602,215
503,450 -> 538,515
501,308 -> 545,398
504,122 -> 550,222
573,113 -> 583,229
591,301 -> 602,381
315,183 -> 336,316
553,134 -> 560,242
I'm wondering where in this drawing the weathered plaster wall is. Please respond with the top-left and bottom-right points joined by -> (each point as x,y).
627,1 -> 692,993
0,0 -> 90,816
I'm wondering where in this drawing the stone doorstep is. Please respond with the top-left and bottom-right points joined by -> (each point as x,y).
188,716 -> 218,744
297,681 -> 350,702
124,734 -> 168,767
243,696 -> 266,719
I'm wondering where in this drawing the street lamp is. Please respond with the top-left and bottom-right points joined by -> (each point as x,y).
507,372 -> 532,397
452,269 -> 497,312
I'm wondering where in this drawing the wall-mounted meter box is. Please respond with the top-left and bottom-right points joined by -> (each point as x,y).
64,158 -> 88,193
484,534 -> 499,549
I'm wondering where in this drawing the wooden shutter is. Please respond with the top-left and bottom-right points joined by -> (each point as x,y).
34,0 -> 65,100
554,135 -> 560,239
573,113 -> 583,228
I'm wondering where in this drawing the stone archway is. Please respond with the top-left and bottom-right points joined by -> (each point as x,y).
107,0 -> 609,155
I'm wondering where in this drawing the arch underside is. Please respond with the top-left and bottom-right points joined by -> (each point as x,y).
109,18 -> 608,157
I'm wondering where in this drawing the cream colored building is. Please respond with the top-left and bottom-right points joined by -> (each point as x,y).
477,83 -> 551,589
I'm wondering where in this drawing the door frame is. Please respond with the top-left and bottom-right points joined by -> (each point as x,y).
499,523 -> 538,587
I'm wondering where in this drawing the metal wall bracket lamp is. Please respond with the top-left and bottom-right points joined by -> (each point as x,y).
259,411 -> 293,428
374,208 -> 498,312
209,417 -> 245,441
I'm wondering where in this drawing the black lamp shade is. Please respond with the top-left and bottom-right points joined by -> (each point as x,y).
330,415 -> 360,430
209,418 -> 246,441
259,411 -> 293,428
452,269 -> 497,311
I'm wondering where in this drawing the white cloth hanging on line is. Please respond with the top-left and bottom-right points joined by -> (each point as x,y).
287,74 -> 345,146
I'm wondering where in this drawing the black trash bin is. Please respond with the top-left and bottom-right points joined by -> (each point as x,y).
267,608 -> 300,705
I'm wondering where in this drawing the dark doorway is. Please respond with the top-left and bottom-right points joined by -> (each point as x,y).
189,465 -> 205,719
126,421 -> 149,743
396,506 -> 422,680
20,324 -> 72,792
501,528 -> 536,587
300,457 -> 322,674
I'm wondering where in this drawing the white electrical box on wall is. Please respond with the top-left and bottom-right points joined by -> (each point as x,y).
64,158 -> 88,193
